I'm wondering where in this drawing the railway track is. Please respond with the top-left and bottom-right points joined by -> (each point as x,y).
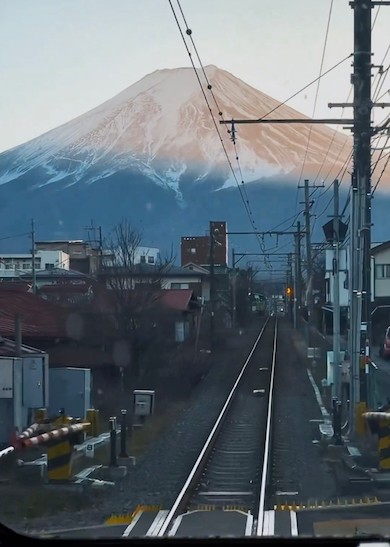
156,316 -> 278,537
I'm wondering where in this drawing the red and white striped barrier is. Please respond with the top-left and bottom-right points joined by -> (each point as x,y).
364,412 -> 390,422
19,422 -> 42,439
0,445 -> 15,460
20,423 -> 90,448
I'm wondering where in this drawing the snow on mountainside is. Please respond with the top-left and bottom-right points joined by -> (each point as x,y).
0,65 -> 373,200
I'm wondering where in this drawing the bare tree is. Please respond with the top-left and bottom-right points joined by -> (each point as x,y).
100,219 -> 174,389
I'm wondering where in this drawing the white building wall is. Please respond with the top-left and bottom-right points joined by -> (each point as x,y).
134,247 -> 160,265
373,247 -> 390,298
161,276 -> 210,301
0,250 -> 69,276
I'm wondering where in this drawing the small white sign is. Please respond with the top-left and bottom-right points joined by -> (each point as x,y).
85,443 -> 95,458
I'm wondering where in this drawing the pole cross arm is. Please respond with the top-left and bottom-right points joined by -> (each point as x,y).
219,118 -> 354,125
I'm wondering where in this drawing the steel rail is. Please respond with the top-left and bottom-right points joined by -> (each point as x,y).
157,317 -> 272,536
256,318 -> 278,535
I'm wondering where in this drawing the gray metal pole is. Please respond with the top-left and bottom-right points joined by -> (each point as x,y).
333,180 -> 341,400
304,180 -> 313,345
293,235 -> 298,329
232,248 -> 237,329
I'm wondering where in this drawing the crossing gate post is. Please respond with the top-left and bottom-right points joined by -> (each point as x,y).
109,417 -> 118,467
119,409 -> 128,458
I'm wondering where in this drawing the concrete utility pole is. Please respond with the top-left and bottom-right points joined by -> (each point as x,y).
304,179 -> 314,344
354,0 -> 372,408
333,180 -> 341,401
287,253 -> 293,323
232,248 -> 237,329
294,221 -> 302,330
31,219 -> 36,294
209,221 -> 216,352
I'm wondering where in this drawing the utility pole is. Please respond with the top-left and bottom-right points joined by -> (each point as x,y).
348,0 -> 373,434
98,225 -> 103,270
209,221 -> 215,352
303,179 -> 314,345
296,221 -> 302,318
286,253 -> 292,323
31,219 -> 36,294
333,180 -> 341,401
355,0 -> 372,409
232,248 -> 237,329
294,221 -> 302,330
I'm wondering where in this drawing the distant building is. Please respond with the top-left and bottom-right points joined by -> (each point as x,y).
36,240 -> 100,274
181,221 -> 228,267
133,246 -> 160,265
0,250 -> 70,279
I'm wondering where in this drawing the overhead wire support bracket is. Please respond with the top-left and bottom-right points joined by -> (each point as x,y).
220,118 -> 354,126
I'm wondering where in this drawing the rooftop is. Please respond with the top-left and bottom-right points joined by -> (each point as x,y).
0,337 -> 46,357
0,287 -> 68,339
158,289 -> 200,312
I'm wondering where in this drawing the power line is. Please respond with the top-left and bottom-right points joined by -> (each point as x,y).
167,1 -> 255,231
255,54 -> 352,123
170,0 -> 274,270
296,0 -> 334,191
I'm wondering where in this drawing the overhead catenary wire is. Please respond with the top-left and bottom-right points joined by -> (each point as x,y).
296,0 -> 334,192
170,0 -> 354,270
167,1 -> 256,235
170,0 -> 275,269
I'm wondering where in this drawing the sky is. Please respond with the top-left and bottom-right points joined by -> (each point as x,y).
0,0 -> 389,153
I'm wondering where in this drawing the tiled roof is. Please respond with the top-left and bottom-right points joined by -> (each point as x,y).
158,289 -> 199,312
0,288 -> 68,339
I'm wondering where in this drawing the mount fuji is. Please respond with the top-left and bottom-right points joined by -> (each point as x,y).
0,65 -> 388,254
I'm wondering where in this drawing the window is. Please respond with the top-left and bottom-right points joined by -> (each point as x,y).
45,263 -> 55,270
22,262 -> 31,270
148,256 -> 155,264
376,264 -> 390,279
171,283 -> 189,289
140,255 -> 146,263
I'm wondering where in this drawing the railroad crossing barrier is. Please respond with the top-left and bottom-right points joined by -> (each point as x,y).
364,411 -> 390,471
0,409 -> 133,485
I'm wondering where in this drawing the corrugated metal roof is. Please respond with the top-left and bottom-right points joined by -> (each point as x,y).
0,288 -> 67,338
0,337 -> 45,357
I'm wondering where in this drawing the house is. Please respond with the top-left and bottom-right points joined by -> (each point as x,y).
98,262 -> 210,302
322,241 -> 390,343
36,240 -> 100,274
0,286 -> 68,343
133,246 -> 160,265
371,241 -> 390,344
0,250 -> 70,280
156,289 -> 201,342
20,266 -> 92,288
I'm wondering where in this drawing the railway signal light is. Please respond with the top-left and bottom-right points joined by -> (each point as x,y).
286,287 -> 293,297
